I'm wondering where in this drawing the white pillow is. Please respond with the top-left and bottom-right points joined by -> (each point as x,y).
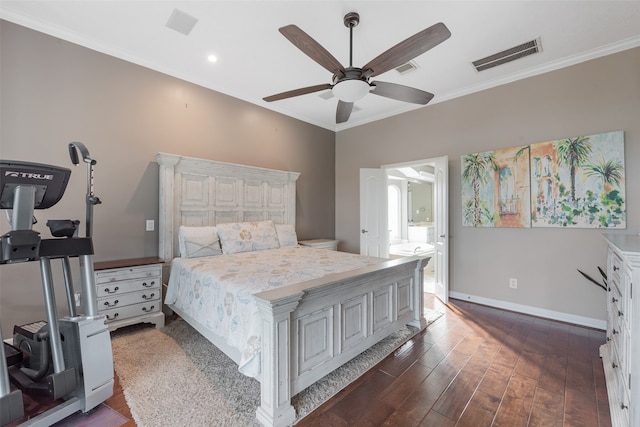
216,220 -> 280,255
275,224 -> 299,247
178,226 -> 222,258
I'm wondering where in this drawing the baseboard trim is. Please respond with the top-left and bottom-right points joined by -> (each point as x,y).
449,291 -> 606,330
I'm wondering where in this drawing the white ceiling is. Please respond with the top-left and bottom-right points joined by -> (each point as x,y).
2,1 -> 639,132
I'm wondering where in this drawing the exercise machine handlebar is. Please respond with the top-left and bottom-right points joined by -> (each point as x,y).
68,142 -> 101,238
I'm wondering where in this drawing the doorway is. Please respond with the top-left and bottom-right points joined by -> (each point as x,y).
386,165 -> 436,292
360,156 -> 449,303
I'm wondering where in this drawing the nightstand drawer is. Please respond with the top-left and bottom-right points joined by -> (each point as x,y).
95,264 -> 161,285
102,302 -> 160,323
299,239 -> 339,251
98,288 -> 161,310
96,277 -> 160,297
93,257 -> 165,331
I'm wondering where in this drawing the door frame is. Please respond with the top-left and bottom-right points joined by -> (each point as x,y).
361,156 -> 448,304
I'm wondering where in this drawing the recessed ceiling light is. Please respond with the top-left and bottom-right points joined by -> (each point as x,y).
207,54 -> 218,63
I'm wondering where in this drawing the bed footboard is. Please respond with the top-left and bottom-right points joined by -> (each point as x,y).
253,256 -> 426,427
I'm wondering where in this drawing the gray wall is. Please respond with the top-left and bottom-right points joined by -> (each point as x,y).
336,47 -> 640,323
2,17 -> 638,335
0,21 -> 335,335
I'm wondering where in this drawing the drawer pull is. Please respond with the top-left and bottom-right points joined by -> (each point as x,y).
142,281 -> 155,288
612,362 -> 618,369
104,300 -> 119,307
613,266 -> 619,271
612,329 -> 618,335
142,305 -> 155,312
620,402 -> 628,410
607,336 -> 611,342
142,293 -> 155,300
104,287 -> 120,294
106,313 -> 119,320
611,297 -> 618,303
618,310 -> 623,317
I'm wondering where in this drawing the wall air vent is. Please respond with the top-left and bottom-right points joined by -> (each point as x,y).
395,60 -> 419,75
472,38 -> 542,72
166,9 -> 199,36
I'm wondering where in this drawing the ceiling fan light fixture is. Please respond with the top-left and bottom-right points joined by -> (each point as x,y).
332,79 -> 370,102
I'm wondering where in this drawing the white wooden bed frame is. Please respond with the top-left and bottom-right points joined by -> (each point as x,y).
156,153 -> 427,427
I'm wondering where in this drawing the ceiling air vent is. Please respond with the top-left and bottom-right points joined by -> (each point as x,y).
166,9 -> 199,36
395,61 -> 419,75
472,38 -> 541,72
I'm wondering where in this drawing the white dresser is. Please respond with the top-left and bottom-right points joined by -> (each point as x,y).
602,234 -> 640,427
94,257 -> 165,331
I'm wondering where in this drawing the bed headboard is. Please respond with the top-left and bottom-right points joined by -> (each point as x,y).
156,153 -> 300,261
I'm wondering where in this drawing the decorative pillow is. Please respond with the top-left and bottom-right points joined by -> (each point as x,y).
178,226 -> 222,258
216,220 -> 280,254
275,224 -> 299,247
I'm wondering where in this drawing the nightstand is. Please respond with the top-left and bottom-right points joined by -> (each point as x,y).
299,239 -> 339,251
93,257 -> 165,331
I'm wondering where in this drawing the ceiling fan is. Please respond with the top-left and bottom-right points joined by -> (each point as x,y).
263,12 -> 451,124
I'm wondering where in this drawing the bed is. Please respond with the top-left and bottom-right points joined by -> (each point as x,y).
156,153 -> 427,427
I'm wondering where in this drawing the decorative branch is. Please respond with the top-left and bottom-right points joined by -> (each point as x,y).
577,269 -> 607,291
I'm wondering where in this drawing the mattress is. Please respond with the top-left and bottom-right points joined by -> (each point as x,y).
165,246 -> 383,377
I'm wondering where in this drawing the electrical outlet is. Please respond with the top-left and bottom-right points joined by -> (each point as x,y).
509,278 -> 518,289
146,219 -> 154,231
74,292 -> 81,307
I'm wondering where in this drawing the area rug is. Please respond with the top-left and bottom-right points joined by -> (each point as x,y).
111,309 -> 443,427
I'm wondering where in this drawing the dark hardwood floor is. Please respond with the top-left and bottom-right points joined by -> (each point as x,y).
296,295 -> 611,426
14,294 -> 611,426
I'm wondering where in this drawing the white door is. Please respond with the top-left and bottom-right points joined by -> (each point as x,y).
433,156 -> 449,303
360,168 -> 389,258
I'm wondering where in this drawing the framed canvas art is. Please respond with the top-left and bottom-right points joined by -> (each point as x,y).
530,130 -> 625,228
461,145 -> 531,228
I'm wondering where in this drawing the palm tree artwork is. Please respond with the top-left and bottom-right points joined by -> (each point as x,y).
555,136 -> 593,202
461,131 -> 624,229
462,152 -> 497,226
461,146 -> 531,228
585,158 -> 624,193
530,130 -> 625,228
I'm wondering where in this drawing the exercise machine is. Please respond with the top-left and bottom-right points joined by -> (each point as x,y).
0,147 -> 113,426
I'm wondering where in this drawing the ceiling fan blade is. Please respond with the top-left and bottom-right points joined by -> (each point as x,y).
279,25 -> 346,74
336,100 -> 354,123
370,81 -> 434,104
263,83 -> 333,102
362,22 -> 451,78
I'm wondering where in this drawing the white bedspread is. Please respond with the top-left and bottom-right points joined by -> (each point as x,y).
165,246 -> 383,377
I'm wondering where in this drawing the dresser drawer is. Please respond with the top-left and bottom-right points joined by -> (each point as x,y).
102,301 -> 160,323
98,288 -> 161,311
610,248 -> 623,288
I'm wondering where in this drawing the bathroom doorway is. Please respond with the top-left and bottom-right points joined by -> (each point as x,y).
384,157 -> 448,301
387,164 -> 436,292
360,156 -> 448,302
